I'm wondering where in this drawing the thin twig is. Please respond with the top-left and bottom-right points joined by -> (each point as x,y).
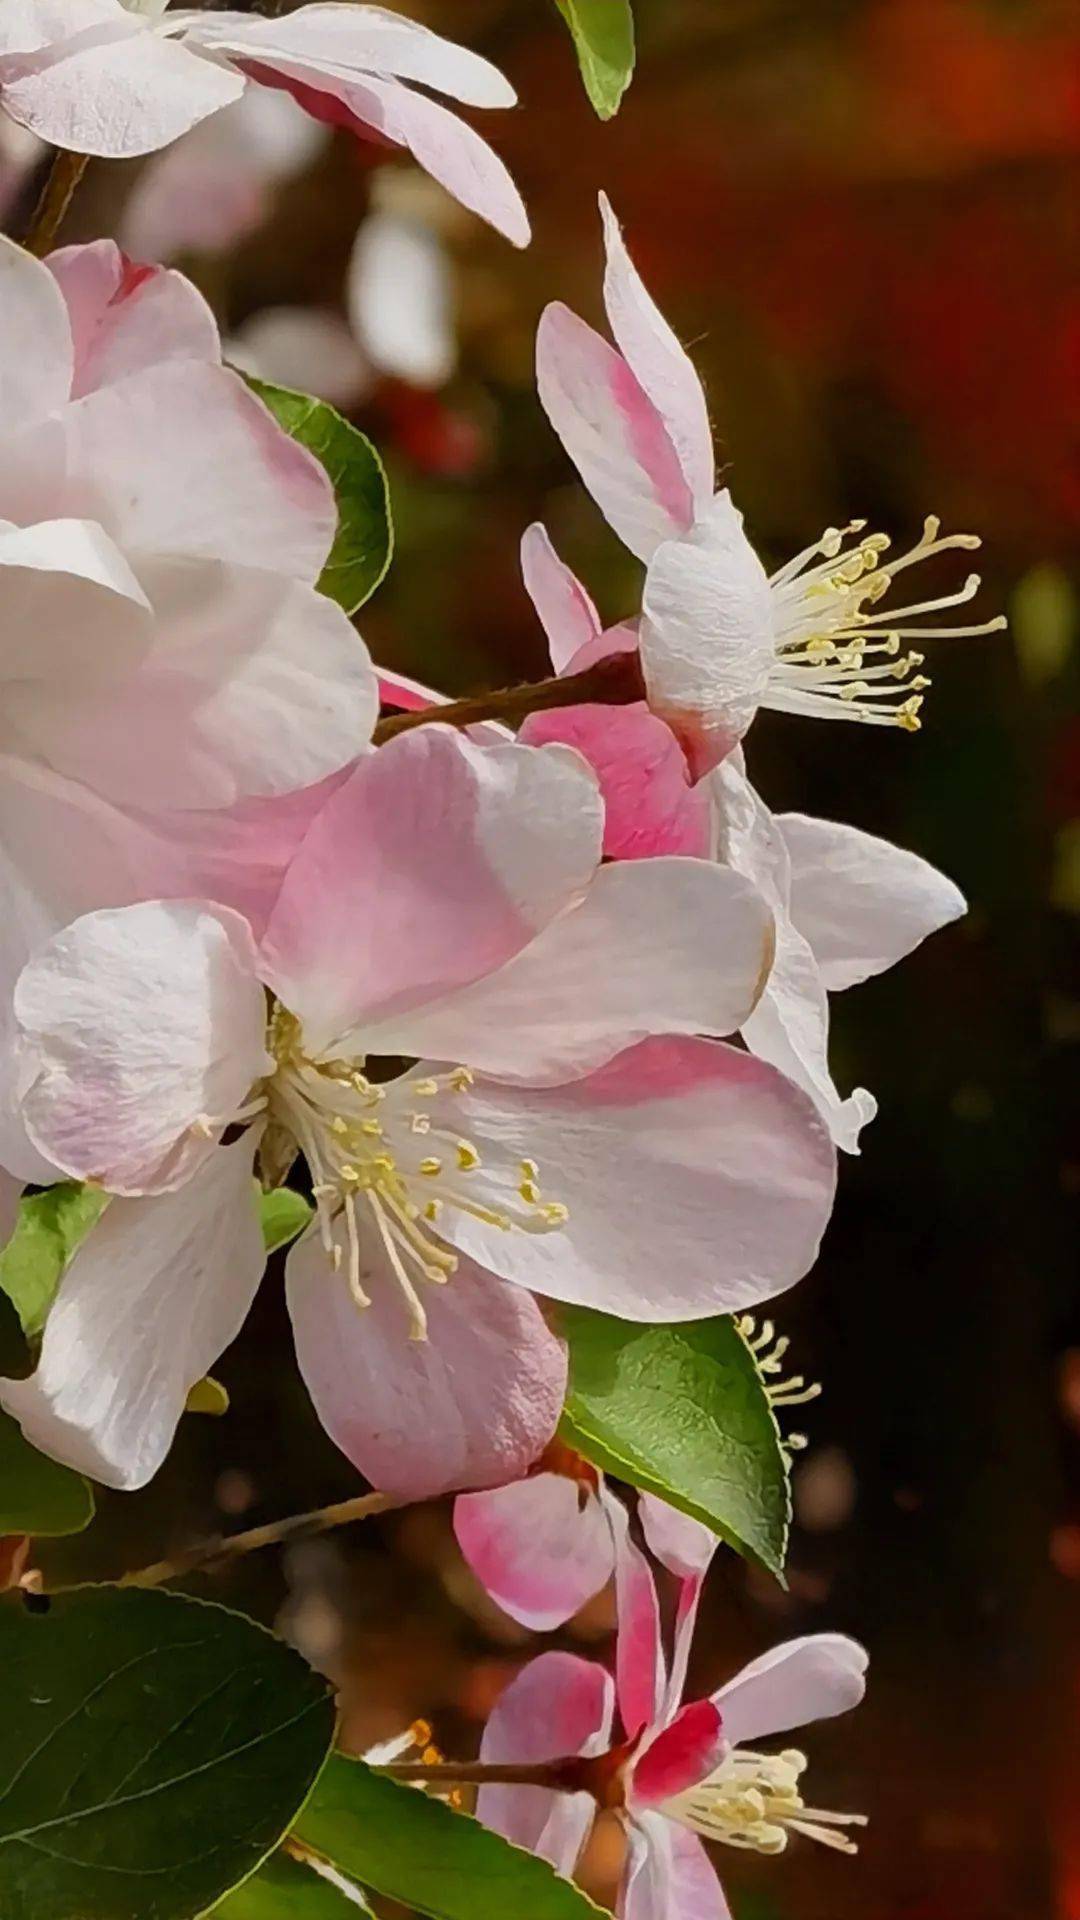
24,149 -> 89,257
120,1490 -> 395,1589
372,651 -> 646,744
378,1758 -> 580,1789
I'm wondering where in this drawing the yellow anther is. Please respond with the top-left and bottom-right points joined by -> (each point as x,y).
455,1139 -> 481,1172
411,1078 -> 439,1098
539,1201 -> 569,1225
423,1199 -> 443,1221
409,1112 -> 431,1133
449,1066 -> 475,1091
419,1156 -> 443,1177
330,1115 -> 349,1136
519,1179 -> 541,1205
519,1158 -> 539,1181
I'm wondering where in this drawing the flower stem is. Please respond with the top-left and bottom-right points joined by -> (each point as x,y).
119,1490 -> 395,1589
371,650 -> 645,744
24,148 -> 90,257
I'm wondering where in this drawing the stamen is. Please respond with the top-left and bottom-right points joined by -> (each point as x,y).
661,1746 -> 865,1857
736,1315 -> 821,1462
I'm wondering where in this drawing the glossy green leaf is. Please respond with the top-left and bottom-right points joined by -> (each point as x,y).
0,1413 -> 94,1537
560,1307 -> 790,1577
0,1182 -> 107,1339
555,0 -> 635,119
214,1848 -> 373,1916
260,1186 -> 313,1255
296,1756 -> 604,1920
246,377 -> 392,612
0,1586 -> 336,1920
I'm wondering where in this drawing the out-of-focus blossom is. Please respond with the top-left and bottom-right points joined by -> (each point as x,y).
0,3 -> 529,245
1,725 -> 836,1495
347,171 -> 457,390
478,1509 -> 868,1916
226,306 -> 371,411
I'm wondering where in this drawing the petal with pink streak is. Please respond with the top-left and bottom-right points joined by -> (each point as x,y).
478,1651 -> 614,1874
610,1501 -> 665,1741
629,1700 -> 726,1811
599,195 -> 713,512
521,706 -> 711,860
286,1233 -> 566,1502
259,727 -> 602,1053
47,240 -> 220,398
425,1036 -> 837,1321
455,1473 -> 615,1630
537,302 -> 693,564
638,1494 -> 717,1581
0,234 -> 73,429
0,1134 -> 263,1490
520,523 -> 602,675
621,1817 -> 733,1920
15,900 -> 270,1195
779,812 -> 967,992
712,1633 -> 869,1747
640,495 -> 774,776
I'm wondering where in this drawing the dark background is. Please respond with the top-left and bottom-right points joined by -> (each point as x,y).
30,2 -> 1080,1914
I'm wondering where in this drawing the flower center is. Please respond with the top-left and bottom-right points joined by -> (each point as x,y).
766,516 -> 1006,729
662,1747 -> 866,1855
263,1009 -> 567,1341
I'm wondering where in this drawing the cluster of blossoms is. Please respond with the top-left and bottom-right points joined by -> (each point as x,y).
0,8 -> 1003,1914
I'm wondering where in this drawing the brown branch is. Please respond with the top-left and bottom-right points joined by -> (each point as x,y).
372,651 -> 646,744
24,149 -> 89,257
120,1490 -> 395,1589
378,1757 -> 582,1789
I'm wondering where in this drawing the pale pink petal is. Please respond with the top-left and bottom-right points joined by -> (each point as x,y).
259,728 -> 603,1053
376,666 -> 440,711
454,1473 -> 615,1630
0,360 -> 336,582
286,1231 -> 565,1501
478,1651 -> 614,1874
0,0 -> 127,60
712,1634 -> 869,1747
638,1495 -> 717,1582
0,518 -> 151,677
623,1821 -> 732,1920
0,1135 -> 264,1489
629,1701 -> 725,1811
0,234 -> 73,429
741,918 -> 878,1154
0,19 -> 244,158
366,860 -> 773,1083
537,303 -> 693,563
611,1500 -> 665,1740
599,195 -> 713,512
14,900 -> 269,1194
665,1574 -> 707,1721
521,706 -> 711,860
640,495 -> 774,777
348,209 -> 454,389
520,523 -> 602,675
46,240 -> 220,398
425,1037 -> 837,1320
779,813 -> 967,991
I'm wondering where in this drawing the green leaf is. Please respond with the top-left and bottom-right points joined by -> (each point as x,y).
296,1756 -> 605,1920
0,1183 -> 107,1340
246,377 -> 392,613
0,1585 -> 336,1919
560,1307 -> 790,1577
260,1186 -> 313,1255
0,1414 -> 94,1537
554,0 -> 635,119
214,1848 -> 373,1916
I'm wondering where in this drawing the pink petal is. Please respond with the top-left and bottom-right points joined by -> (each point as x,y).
0,233 -> 73,428
286,1235 -> 566,1502
361,859 -> 773,1083
599,195 -> 713,512
46,240 -> 220,398
520,705 -> 711,860
621,1819 -> 733,1920
454,1473 -> 615,1630
638,1495 -> 717,1582
712,1634 -> 869,1747
520,523 -> 602,675
478,1651 -> 614,1874
612,1502 -> 665,1740
640,494 -> 774,776
0,1135 -> 264,1489
0,15 -> 244,158
629,1701 -> 726,1811
779,812 -> 967,992
537,303 -> 694,563
14,900 -> 269,1194
259,727 -> 603,1053
430,1036 -> 837,1320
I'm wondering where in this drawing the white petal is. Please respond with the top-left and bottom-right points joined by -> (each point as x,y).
520,522 -> 602,675
742,919 -> 877,1154
0,232 -> 74,428
713,1634 -> 868,1746
779,813 -> 967,991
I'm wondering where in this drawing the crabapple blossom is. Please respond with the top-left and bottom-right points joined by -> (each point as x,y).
0,234 -> 377,1205
0,3 -> 529,244
478,1508 -> 868,1918
0,727 -> 837,1496
535,193 -> 1005,776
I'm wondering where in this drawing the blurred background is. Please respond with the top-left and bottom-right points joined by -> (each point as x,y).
13,1 -> 1078,1914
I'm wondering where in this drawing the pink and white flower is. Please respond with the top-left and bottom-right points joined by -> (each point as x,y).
535,193 -> 1005,777
0,235 -> 377,1200
0,3 -> 528,245
478,1511 -> 868,1917
0,727 -> 836,1495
